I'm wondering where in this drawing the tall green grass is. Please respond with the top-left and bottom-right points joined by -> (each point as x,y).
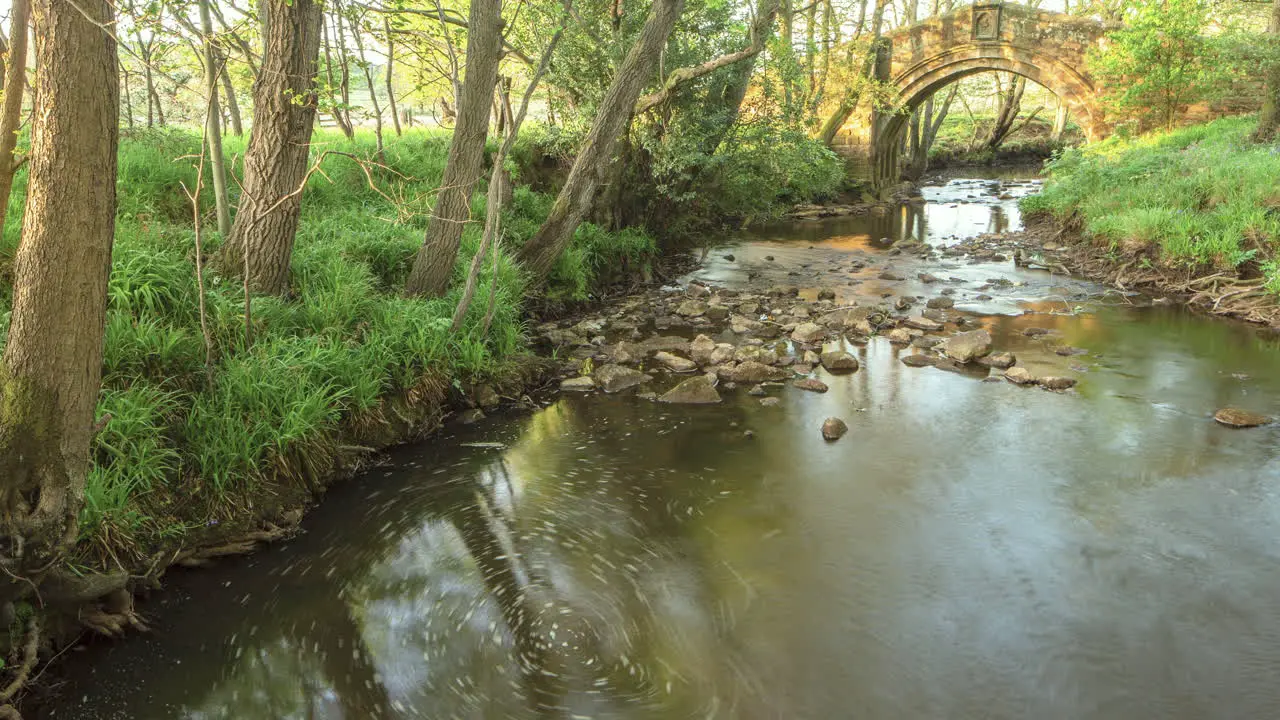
0,127 -> 654,552
1023,115 -> 1280,289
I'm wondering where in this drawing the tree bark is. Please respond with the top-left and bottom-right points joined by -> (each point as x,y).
1252,0 -> 1280,143
403,0 -> 503,297
199,0 -> 232,236
1050,98 -> 1068,142
219,0 -> 323,295
383,15 -> 402,136
0,0 -> 30,244
0,0 -> 118,583
515,0 -> 686,280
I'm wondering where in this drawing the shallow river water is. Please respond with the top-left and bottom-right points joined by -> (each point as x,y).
48,175 -> 1280,719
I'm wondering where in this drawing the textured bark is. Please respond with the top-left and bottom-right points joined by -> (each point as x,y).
516,0 -> 686,280
1252,0 -> 1280,143
199,0 -> 232,236
403,0 -> 503,297
0,0 -> 118,581
220,0 -> 323,295
0,0 -> 30,243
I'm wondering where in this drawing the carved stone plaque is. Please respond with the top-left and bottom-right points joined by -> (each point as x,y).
972,3 -> 1002,41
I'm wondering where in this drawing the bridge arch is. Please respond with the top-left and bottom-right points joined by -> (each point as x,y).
834,2 -> 1114,192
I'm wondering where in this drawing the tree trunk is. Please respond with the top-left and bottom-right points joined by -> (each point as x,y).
694,0 -> 780,158
219,58 -> 244,135
121,60 -> 135,128
383,15 -> 402,136
515,0 -> 686,280
333,2 -> 354,134
199,0 -> 232,236
817,0 -> 886,146
1050,98 -> 1068,142
984,73 -> 1025,149
0,0 -> 30,243
403,0 -> 503,298
321,11 -> 354,139
0,0 -> 118,584
1252,0 -> 1280,143
351,12 -> 385,161
219,0 -> 323,295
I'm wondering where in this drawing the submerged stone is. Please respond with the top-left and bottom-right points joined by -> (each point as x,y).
1214,408 -> 1271,428
658,375 -> 722,404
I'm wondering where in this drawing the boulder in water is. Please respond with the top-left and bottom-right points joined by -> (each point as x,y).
1213,408 -> 1271,428
793,378 -> 829,393
940,329 -> 992,363
658,375 -> 722,404
654,351 -> 698,373
820,351 -> 860,373
593,364 -> 650,393
821,417 -> 849,441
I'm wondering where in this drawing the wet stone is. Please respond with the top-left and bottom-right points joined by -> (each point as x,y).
793,378 -> 829,393
901,353 -> 938,368
560,376 -> 596,392
654,352 -> 698,373
658,375 -> 722,404
1213,408 -> 1271,428
926,297 -> 955,309
940,330 -> 993,364
593,365 -> 651,394
1038,376 -> 1078,391
821,417 -> 849,441
820,351 -> 860,373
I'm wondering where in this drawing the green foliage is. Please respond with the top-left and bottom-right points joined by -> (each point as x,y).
84,384 -> 184,530
1086,0 -> 1232,131
1023,116 -> 1280,281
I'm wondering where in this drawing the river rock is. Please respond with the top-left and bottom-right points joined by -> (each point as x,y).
474,385 -> 500,408
912,335 -> 942,349
612,342 -> 641,364
641,336 -> 691,354
904,316 -> 944,331
887,328 -> 913,344
1054,345 -> 1088,357
705,305 -> 730,322
748,384 -> 767,397
690,335 -> 717,365
560,376 -> 596,392
901,353 -> 938,367
1039,376 -> 1078,391
926,297 -> 955,309
1213,408 -> 1271,428
793,378 -> 829,393
593,364 -> 650,393
1003,367 -> 1037,385
791,322 -> 827,344
817,288 -> 837,300
658,375 -> 722,404
878,271 -> 905,281
940,329 -> 992,363
728,361 -> 790,383
676,299 -> 709,317
1023,327 -> 1052,337
918,273 -> 941,284
686,283 -> 711,298
760,397 -> 782,408
456,408 -> 486,425
977,351 -> 1016,369
820,351 -> 860,373
821,417 -> 849,441
654,351 -> 698,373
545,329 -> 585,347
710,344 -> 736,365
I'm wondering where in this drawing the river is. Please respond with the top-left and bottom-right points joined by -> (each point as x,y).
47,173 -> 1280,719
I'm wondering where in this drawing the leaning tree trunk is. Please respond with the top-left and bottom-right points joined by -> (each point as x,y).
403,0 -> 503,298
516,0 -> 686,280
1252,0 -> 1280,143
219,0 -> 323,295
384,16 -> 402,136
0,0 -> 30,243
1050,98 -> 1068,142
985,73 -> 1026,149
0,0 -> 118,587
219,55 -> 244,135
199,0 -> 232,236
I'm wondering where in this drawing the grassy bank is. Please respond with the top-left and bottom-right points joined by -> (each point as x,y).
0,127 -> 656,566
1022,115 -> 1280,297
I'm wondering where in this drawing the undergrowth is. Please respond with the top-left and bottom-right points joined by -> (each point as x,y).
1022,115 -> 1280,291
0,127 -> 655,561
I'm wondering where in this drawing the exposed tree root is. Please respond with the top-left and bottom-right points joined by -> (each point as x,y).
173,525 -> 290,568
0,615 -> 40,717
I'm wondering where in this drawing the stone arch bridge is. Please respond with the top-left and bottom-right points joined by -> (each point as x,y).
834,1 -> 1113,191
